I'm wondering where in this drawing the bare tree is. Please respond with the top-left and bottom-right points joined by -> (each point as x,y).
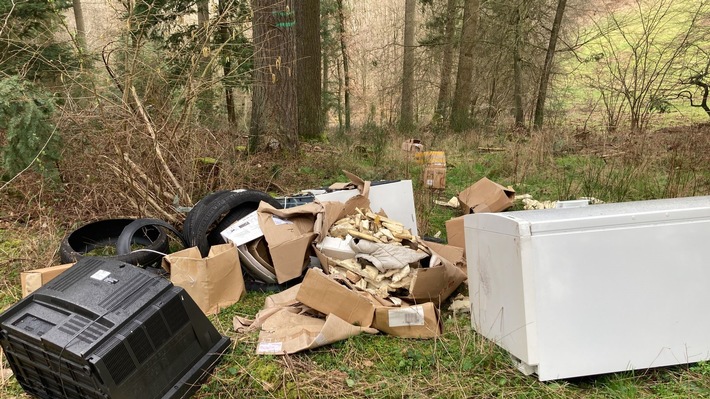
433,0 -> 458,124
451,0 -> 480,132
337,0 -> 351,131
591,0 -> 708,131
532,0 -> 567,129
399,0 -> 416,132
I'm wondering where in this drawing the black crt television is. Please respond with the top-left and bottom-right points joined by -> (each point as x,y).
0,257 -> 230,399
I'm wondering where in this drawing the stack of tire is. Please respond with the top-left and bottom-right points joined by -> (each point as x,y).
59,189 -> 287,290
181,190 -> 287,290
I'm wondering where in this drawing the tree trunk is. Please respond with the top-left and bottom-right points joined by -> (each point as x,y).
434,0 -> 457,124
450,0 -> 480,132
218,0 -> 236,125
250,0 -> 299,153
399,0 -> 416,132
337,0 -> 351,131
295,0 -> 322,140
72,0 -> 86,51
322,11 -> 331,130
512,5 -> 525,128
532,0 -> 567,129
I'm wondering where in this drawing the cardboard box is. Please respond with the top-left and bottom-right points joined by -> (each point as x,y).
257,202 -> 321,283
401,139 -> 424,153
423,166 -> 446,189
457,177 -> 515,214
372,302 -> 442,338
445,216 -> 466,250
415,151 -> 446,166
296,269 -> 376,327
405,245 -> 467,304
162,243 -> 244,315
21,263 -> 74,297
222,202 -> 327,284
423,240 -> 466,277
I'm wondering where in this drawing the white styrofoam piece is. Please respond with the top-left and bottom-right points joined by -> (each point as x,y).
315,180 -> 418,236
465,196 -> 710,381
316,236 -> 355,260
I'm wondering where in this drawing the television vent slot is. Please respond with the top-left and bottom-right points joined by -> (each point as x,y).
144,310 -> 171,349
126,325 -> 153,364
102,340 -> 135,385
162,296 -> 189,334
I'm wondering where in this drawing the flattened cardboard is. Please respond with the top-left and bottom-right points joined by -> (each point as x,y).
256,309 -> 372,355
457,177 -> 515,214
372,302 -> 442,338
445,216 -> 466,250
423,166 -> 446,189
296,269 -> 376,327
21,263 -> 74,297
257,202 -> 322,283
162,243 -> 244,315
401,139 -> 424,153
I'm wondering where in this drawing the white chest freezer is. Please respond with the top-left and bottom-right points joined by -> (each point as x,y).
465,196 -> 710,381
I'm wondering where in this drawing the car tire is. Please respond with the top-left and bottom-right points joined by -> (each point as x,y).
59,219 -> 169,267
183,190 -> 283,256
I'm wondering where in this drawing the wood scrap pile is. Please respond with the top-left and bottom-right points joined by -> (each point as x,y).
321,207 -> 429,298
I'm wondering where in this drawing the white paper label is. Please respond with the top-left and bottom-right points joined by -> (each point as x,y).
231,189 -> 246,193
271,216 -> 292,226
90,270 -> 111,281
220,210 -> 264,246
257,342 -> 283,354
388,305 -> 425,327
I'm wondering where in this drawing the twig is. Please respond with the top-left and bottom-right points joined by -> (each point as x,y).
129,86 -> 190,205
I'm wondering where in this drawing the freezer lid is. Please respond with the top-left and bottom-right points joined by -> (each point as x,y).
464,212 -> 533,236
464,196 -> 710,235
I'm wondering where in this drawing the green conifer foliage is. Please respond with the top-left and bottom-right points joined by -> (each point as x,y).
0,76 -> 60,181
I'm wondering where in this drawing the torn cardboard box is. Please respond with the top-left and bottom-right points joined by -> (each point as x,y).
423,240 -> 466,277
296,268 -> 376,327
458,177 -> 515,213
21,263 -> 74,297
372,302 -> 442,338
257,202 -> 321,283
405,244 -> 467,304
162,243 -> 244,315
